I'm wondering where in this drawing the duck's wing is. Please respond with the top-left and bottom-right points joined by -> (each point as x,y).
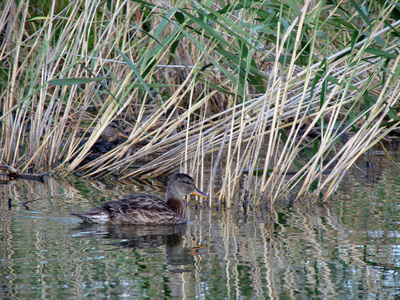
103,194 -> 170,212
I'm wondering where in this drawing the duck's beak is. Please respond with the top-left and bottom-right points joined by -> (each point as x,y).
117,132 -> 129,139
192,188 -> 209,207
192,188 -> 208,198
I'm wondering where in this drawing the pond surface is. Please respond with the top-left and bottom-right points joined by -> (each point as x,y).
1,150 -> 400,299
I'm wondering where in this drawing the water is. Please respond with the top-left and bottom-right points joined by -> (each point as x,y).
1,152 -> 400,299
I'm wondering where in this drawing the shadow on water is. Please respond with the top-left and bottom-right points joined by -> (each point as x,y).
71,223 -> 197,268
1,150 -> 400,298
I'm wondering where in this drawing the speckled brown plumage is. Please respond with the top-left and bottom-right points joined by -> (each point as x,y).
70,173 -> 208,225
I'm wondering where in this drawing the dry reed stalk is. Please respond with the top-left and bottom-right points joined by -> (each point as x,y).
1,0 -> 399,208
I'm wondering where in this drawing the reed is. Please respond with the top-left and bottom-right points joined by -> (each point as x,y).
1,0 -> 399,207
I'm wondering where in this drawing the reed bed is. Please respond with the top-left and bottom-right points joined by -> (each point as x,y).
1,0 -> 399,207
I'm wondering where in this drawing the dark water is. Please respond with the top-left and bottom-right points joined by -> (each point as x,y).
1,152 -> 400,299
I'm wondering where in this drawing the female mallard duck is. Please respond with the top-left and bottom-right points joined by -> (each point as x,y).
70,173 -> 208,225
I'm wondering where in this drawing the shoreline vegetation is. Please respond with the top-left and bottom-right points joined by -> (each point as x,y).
1,0 -> 400,206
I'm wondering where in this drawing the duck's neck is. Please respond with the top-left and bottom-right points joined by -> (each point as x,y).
166,198 -> 186,219
166,187 -> 186,218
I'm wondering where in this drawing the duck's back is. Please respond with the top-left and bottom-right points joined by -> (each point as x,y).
71,194 -> 186,225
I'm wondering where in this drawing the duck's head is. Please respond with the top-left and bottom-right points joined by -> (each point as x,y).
166,173 -> 208,204
100,121 -> 129,142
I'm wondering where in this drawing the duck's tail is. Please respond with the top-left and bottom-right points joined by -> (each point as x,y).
70,208 -> 110,224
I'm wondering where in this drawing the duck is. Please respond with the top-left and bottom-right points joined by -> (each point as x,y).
79,121 -> 129,161
70,173 -> 208,225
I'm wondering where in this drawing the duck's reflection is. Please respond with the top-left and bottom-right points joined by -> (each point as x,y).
72,223 -> 199,267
